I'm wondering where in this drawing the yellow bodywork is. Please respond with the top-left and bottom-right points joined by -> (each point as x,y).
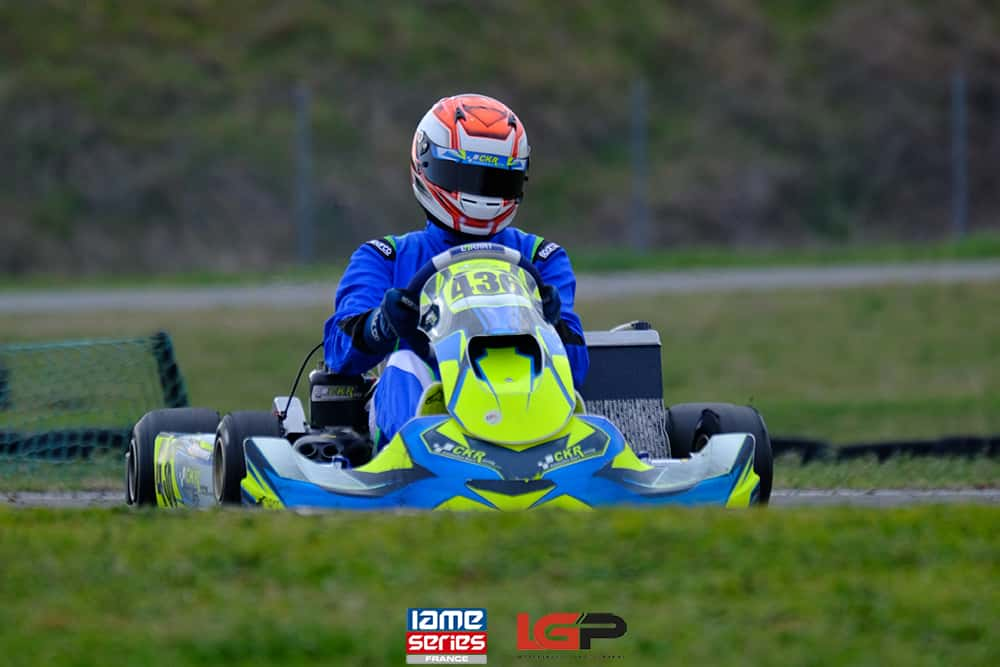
153,434 -> 184,508
241,458 -> 285,509
725,450 -> 761,508
438,343 -> 575,446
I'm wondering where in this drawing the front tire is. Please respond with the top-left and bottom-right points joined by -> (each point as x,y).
213,411 -> 282,505
665,402 -> 773,504
126,408 -> 221,506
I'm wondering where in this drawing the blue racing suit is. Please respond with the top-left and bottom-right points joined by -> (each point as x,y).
323,221 -> 589,446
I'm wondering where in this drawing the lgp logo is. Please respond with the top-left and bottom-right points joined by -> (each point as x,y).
516,612 -> 627,651
406,608 -> 488,664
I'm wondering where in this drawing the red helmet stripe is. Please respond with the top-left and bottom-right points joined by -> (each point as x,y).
488,205 -> 516,233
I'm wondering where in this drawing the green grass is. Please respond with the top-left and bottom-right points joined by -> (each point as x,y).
572,233 -> 1000,273
0,262 -> 345,291
0,506 -> 996,666
1,279 -> 997,490
2,234 -> 998,290
775,456 -> 1000,490
589,282 -> 1000,444
0,452 -> 123,492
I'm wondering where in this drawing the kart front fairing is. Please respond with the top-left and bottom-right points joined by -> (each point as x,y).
239,416 -> 762,510
418,258 -> 577,446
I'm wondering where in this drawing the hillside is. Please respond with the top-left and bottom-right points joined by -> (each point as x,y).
2,0 -> 999,274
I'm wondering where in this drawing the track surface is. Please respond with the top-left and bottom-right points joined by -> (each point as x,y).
3,489 -> 999,508
2,261 -> 999,313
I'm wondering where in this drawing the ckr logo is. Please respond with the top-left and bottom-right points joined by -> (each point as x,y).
516,612 -> 627,651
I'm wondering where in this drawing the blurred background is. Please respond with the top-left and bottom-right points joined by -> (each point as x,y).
2,0 -> 999,276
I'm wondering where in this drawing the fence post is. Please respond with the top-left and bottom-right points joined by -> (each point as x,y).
151,331 -> 189,409
951,67 -> 968,239
294,83 -> 316,263
630,77 -> 650,251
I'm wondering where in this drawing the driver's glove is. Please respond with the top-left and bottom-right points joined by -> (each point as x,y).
540,285 -> 562,325
363,288 -> 420,356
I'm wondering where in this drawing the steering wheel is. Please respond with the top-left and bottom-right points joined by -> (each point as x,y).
398,243 -> 548,366
404,243 -> 547,298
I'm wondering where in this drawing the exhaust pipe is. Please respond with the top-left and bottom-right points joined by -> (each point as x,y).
294,441 -> 316,459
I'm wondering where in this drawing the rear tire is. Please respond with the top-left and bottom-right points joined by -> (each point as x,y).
666,402 -> 773,504
126,408 -> 220,506
213,411 -> 282,505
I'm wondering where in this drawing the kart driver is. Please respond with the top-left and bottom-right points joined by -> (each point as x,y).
323,93 -> 589,449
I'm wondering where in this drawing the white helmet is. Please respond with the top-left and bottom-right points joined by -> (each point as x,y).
410,93 -> 530,236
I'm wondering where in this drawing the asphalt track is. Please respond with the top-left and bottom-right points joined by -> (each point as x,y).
2,489 -> 998,508
1,260 -> 999,313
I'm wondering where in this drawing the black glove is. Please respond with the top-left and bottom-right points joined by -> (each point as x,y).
540,284 -> 562,325
363,288 -> 420,355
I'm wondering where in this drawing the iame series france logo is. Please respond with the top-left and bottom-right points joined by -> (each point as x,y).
406,608 -> 488,664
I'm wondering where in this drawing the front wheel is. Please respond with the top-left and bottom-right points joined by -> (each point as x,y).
665,402 -> 773,504
126,408 -> 220,506
213,411 -> 283,505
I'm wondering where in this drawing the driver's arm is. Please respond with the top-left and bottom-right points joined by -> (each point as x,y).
323,241 -> 395,375
534,245 -> 590,389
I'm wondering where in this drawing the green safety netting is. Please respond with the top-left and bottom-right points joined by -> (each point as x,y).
0,332 -> 187,459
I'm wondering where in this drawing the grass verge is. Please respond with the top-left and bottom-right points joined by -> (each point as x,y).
0,452 -> 123,492
0,506 -> 996,666
774,456 -> 1000,490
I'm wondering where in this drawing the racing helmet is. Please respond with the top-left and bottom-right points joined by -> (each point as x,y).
411,94 -> 530,236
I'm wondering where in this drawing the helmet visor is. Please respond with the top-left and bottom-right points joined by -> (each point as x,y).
422,144 -> 528,200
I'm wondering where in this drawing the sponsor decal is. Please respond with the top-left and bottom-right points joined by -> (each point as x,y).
181,466 -> 200,489
454,242 -> 506,255
534,241 -> 560,262
437,147 -> 528,171
470,152 -> 501,166
311,384 -> 365,402
516,612 -> 626,652
420,425 -> 609,480
407,608 -> 488,664
420,304 -> 440,331
429,439 -> 489,465
536,442 -> 587,472
366,238 -> 396,260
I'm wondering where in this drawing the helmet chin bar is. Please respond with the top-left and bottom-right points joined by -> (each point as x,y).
455,218 -> 502,236
424,209 -> 500,239
414,177 -> 520,236
458,193 -> 503,216
415,181 -> 519,237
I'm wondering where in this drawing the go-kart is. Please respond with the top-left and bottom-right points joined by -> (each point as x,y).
126,243 -> 772,510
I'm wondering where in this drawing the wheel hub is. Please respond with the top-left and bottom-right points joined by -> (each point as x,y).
212,439 -> 225,503
125,438 -> 138,504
